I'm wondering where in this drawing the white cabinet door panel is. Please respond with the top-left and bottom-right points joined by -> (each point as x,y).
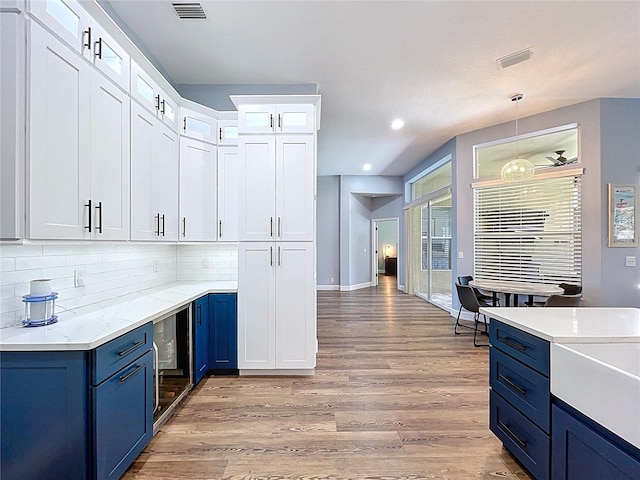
237,104 -> 275,134
275,242 -> 316,369
130,102 -> 156,240
181,107 -> 217,144
28,0 -> 92,58
29,22 -> 90,239
179,138 -> 217,241
217,146 -> 239,242
217,120 -> 238,145
89,69 -> 130,240
130,60 -> 157,116
155,122 -> 179,241
238,136 -> 276,241
90,22 -> 129,92
276,136 -> 314,241
238,243 -> 276,369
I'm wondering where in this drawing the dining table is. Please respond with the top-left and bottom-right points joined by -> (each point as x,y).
469,279 -> 564,307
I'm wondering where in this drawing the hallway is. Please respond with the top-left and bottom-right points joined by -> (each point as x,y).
124,281 -> 529,479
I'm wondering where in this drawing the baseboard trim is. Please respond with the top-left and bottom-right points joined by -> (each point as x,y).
340,282 -> 372,292
317,284 -> 340,291
398,284 -> 406,292
240,369 -> 315,376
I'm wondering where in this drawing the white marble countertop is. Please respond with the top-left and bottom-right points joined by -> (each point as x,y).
479,307 -> 640,343
0,281 -> 237,351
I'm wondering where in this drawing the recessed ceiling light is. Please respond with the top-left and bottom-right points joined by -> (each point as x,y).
391,119 -> 405,130
363,163 -> 372,171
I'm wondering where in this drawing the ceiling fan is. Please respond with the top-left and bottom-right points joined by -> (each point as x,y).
545,150 -> 577,166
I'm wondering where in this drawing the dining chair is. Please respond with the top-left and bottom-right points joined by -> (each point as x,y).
457,275 -> 498,306
558,283 -> 582,295
543,294 -> 582,307
454,283 -> 489,347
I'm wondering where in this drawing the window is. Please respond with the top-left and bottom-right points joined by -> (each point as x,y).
411,162 -> 452,201
474,175 -> 582,285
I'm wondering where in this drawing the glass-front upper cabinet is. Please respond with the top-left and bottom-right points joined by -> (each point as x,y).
474,124 -> 579,180
217,120 -> 238,145
181,107 -> 217,144
90,22 -> 129,91
238,104 -> 315,134
131,60 -> 178,132
29,0 -> 92,58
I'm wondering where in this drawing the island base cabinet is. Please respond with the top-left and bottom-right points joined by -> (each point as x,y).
552,404 -> 640,480
93,349 -> 153,480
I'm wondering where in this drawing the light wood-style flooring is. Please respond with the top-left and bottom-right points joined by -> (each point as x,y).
123,276 -> 530,479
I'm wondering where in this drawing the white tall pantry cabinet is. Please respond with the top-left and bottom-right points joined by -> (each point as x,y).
233,95 -> 321,374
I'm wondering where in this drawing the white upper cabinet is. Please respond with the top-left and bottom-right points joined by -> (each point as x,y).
89,22 -> 129,91
238,104 -> 315,134
217,120 -> 239,145
180,107 -> 217,144
130,102 -> 178,241
29,21 -> 129,240
238,135 -> 314,242
28,0 -> 92,58
217,146 -> 239,242
130,60 -> 178,132
179,137 -> 217,241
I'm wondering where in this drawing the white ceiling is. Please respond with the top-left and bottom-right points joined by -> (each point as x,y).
106,0 -> 640,177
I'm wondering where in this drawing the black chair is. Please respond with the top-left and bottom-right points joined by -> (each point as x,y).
454,283 -> 489,347
543,294 -> 582,307
558,283 -> 582,295
457,275 -> 498,306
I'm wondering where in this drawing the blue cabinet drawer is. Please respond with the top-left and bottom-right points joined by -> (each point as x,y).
490,320 -> 549,376
490,347 -> 550,433
93,322 -> 153,385
491,390 -> 549,480
93,349 -> 153,480
552,403 -> 640,480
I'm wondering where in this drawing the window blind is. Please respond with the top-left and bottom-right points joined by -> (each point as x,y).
473,175 -> 582,285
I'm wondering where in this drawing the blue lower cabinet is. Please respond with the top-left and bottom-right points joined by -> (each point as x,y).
193,295 -> 210,384
552,403 -> 640,480
0,323 -> 154,480
0,350 -> 90,480
209,293 -> 238,371
93,349 -> 154,479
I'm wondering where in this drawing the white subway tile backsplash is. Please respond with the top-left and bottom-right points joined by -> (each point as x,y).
1,242 -> 236,328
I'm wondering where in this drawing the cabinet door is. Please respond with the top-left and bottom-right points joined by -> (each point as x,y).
154,122 -> 179,241
238,136 -> 276,241
193,296 -> 209,384
29,22 -> 91,240
179,138 -> 217,241
90,69 -> 130,240
130,102 -> 157,240
209,293 -> 238,370
90,22 -> 129,92
130,59 -> 158,115
275,242 -> 316,369
275,104 -> 315,134
217,146 -> 239,242
159,95 -> 178,132
276,135 -> 314,241
217,120 -> 238,145
238,243 -> 276,369
237,104 -> 275,134
181,107 -> 217,143
28,0 -> 92,58
93,349 -> 153,480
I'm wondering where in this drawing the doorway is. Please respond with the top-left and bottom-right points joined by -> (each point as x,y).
371,218 -> 399,288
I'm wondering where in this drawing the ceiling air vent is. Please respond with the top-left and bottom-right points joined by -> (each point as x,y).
497,48 -> 533,69
172,2 -> 207,19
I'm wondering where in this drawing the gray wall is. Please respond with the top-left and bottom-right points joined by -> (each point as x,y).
176,84 -> 318,111
599,98 -> 640,307
317,176 -> 340,286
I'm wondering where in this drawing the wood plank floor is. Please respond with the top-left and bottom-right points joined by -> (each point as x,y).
123,276 -> 530,479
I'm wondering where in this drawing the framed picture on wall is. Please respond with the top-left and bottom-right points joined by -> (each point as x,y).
608,184 -> 638,247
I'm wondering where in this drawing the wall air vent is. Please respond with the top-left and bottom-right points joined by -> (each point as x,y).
497,48 -> 533,69
172,2 -> 207,19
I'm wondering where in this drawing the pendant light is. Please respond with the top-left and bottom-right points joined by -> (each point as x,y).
501,94 -> 535,182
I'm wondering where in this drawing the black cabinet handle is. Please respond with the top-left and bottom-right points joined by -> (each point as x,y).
183,117 -> 187,131
161,214 -> 165,236
182,217 -> 186,237
498,334 -> 527,351
270,246 -> 273,266
119,364 -> 144,383
278,217 -> 281,237
498,420 -> 527,449
278,113 -> 281,129
96,201 -> 103,233
270,217 -> 273,237
155,213 -> 160,236
197,304 -> 202,325
155,94 -> 161,111
219,220 -> 222,238
95,38 -> 103,59
219,127 -> 222,141
161,99 -> 166,114
278,246 -> 281,266
498,373 -> 527,395
269,114 -> 273,129
118,341 -> 144,357
85,199 -> 92,232
83,27 -> 92,50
